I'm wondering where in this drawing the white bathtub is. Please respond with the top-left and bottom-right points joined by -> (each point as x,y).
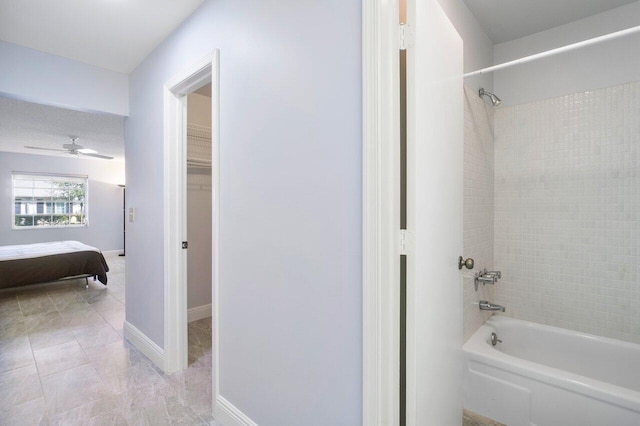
463,316 -> 640,426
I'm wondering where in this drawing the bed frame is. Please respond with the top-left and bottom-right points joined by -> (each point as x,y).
0,241 -> 110,290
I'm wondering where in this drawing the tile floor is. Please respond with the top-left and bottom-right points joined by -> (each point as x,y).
0,252 -> 215,425
463,410 -> 505,426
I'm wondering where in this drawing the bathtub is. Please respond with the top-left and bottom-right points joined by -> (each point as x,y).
463,316 -> 640,426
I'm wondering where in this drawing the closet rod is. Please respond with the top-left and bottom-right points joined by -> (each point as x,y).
464,25 -> 640,78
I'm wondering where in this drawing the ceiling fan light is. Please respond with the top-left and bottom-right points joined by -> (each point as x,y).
78,148 -> 98,154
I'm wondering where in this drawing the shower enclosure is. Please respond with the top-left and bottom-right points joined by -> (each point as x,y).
461,6 -> 640,425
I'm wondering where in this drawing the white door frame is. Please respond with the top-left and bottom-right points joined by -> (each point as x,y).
362,0 -> 401,425
163,50 -> 220,375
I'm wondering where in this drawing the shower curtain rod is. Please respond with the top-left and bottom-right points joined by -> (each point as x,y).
464,25 -> 640,78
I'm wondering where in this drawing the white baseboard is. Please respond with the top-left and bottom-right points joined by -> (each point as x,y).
188,303 -> 212,323
123,321 -> 165,370
215,396 -> 258,426
102,249 -> 124,256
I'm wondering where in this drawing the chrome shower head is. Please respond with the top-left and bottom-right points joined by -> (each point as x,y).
479,88 -> 501,107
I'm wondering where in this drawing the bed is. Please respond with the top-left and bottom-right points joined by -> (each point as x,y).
0,240 -> 109,289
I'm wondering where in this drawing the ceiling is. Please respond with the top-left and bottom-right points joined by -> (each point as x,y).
0,0 -> 206,74
462,0 -> 638,44
0,0 -> 207,161
0,96 -> 124,162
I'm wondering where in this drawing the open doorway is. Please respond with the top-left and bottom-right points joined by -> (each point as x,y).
185,86 -> 213,366
162,51 -> 219,417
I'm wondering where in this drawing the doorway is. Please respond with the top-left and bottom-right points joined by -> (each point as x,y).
162,51 -> 220,414
185,86 -> 213,365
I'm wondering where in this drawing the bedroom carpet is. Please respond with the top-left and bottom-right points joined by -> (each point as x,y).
0,252 -> 215,425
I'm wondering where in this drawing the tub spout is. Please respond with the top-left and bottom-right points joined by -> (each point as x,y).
479,300 -> 505,312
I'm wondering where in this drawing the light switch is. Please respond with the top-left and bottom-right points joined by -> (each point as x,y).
128,207 -> 135,222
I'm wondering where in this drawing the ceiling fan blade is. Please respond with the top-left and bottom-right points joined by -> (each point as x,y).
80,152 -> 114,160
24,146 -> 68,152
63,143 -> 84,150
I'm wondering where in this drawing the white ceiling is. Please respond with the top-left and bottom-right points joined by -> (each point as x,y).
0,96 -> 124,162
0,1 -> 206,160
462,0 -> 638,44
0,0 -> 206,74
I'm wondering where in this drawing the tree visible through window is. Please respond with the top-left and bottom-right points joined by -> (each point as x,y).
12,173 -> 88,228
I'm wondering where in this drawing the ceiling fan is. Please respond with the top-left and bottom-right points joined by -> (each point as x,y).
25,137 -> 114,160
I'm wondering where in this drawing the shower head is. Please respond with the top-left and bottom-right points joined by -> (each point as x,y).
479,88 -> 501,107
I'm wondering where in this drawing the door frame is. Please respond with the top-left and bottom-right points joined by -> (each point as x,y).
362,1 -> 401,425
163,50 -> 220,377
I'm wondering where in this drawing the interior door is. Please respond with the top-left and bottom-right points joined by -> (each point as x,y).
405,0 -> 464,424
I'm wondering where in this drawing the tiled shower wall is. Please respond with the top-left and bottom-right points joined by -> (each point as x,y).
494,82 -> 640,343
463,86 -> 495,341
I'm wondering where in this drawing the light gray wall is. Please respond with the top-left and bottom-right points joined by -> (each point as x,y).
494,1 -> 640,107
125,0 -> 361,424
0,40 -> 128,115
0,151 -> 124,250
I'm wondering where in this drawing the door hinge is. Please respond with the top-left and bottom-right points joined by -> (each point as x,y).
400,229 -> 410,255
400,23 -> 413,51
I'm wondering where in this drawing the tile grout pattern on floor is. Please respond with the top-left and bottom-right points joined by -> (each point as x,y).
0,253 -> 215,425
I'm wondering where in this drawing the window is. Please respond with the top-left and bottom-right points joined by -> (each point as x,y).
12,173 -> 88,229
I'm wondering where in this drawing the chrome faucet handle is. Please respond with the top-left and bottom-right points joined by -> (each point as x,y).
477,275 -> 497,284
474,270 -> 497,291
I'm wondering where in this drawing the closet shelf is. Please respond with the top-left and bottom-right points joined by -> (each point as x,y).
187,123 -> 211,174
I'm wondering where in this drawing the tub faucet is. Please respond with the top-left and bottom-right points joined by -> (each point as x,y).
479,300 -> 505,312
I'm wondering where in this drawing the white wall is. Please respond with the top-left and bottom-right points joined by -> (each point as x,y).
493,81 -> 640,343
0,41 -> 128,116
0,151 -> 124,250
494,1 -> 640,107
489,2 -> 640,343
125,0 -> 362,424
437,0 -> 494,91
187,93 -> 212,311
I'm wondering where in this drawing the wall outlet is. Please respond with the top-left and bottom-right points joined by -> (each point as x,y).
128,207 -> 135,222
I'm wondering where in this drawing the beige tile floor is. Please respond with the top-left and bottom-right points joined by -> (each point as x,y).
0,253 -> 215,425
463,410 -> 505,426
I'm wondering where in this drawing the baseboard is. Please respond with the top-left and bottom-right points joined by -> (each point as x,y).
102,249 -> 124,256
215,396 -> 258,426
123,321 -> 165,370
188,303 -> 212,323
